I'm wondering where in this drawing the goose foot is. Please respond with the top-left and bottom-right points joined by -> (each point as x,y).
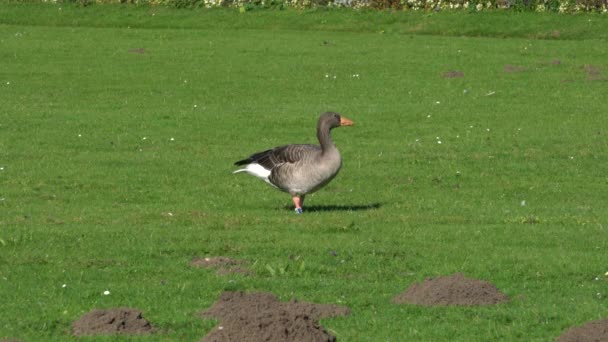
292,195 -> 304,214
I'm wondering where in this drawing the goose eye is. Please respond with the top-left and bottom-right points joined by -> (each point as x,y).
334,114 -> 340,120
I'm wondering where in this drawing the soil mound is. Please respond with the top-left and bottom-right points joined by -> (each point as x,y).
190,256 -> 250,275
200,291 -> 350,342
393,273 -> 509,306
504,64 -> 527,73
72,307 -> 155,336
442,71 -> 464,78
556,319 -> 608,342
584,65 -> 607,81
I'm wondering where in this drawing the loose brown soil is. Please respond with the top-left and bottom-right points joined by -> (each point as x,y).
584,65 -> 607,81
190,256 -> 250,275
200,291 -> 350,342
72,308 -> 155,336
442,70 -> 464,78
393,273 -> 510,306
504,64 -> 528,73
555,319 -> 608,342
538,60 -> 562,66
128,48 -> 146,54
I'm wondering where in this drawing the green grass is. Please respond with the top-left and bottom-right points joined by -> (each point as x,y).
1,4 -> 608,341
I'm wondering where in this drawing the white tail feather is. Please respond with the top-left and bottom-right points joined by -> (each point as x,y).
233,163 -> 275,186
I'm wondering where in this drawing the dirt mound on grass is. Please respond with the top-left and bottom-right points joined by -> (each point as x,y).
584,65 -> 607,81
442,70 -> 464,78
504,64 -> 528,73
200,291 -> 350,342
393,273 -> 509,306
190,256 -> 250,275
72,308 -> 155,336
555,319 -> 608,342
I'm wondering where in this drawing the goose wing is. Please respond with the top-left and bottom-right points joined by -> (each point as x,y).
234,144 -> 319,170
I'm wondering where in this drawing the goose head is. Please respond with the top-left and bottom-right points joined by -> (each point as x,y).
318,112 -> 354,131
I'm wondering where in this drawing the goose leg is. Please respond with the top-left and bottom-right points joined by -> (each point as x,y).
292,196 -> 303,214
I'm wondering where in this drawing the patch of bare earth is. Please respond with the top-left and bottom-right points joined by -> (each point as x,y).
190,256 -> 250,275
393,273 -> 510,306
128,48 -> 146,54
72,308 -> 155,336
555,319 -> 608,342
504,64 -> 527,73
584,65 -> 607,81
442,70 -> 464,78
200,291 -> 350,342
537,60 -> 562,67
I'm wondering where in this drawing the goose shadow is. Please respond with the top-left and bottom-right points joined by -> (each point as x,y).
282,203 -> 382,213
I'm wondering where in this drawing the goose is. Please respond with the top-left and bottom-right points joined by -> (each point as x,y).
233,112 -> 354,213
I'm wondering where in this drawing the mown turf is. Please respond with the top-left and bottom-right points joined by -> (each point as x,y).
1,4 -> 607,341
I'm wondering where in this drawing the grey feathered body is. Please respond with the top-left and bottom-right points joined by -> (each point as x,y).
234,112 -> 350,202
234,143 -> 342,196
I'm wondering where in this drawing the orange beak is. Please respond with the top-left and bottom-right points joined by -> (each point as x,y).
340,116 -> 354,126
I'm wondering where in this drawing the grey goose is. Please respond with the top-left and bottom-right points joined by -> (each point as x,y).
233,112 -> 354,213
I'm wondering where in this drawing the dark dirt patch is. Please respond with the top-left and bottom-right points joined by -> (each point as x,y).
190,256 -> 250,275
72,307 -> 155,336
504,64 -> 528,73
584,65 -> 607,81
556,319 -> 608,342
584,65 -> 601,76
128,48 -> 146,54
442,71 -> 464,78
393,273 -> 510,306
200,291 -> 350,342
539,60 -> 562,66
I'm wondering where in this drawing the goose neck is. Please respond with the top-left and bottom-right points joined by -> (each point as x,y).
317,122 -> 336,153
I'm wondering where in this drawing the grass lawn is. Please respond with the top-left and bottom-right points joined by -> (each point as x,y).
1,3 -> 607,341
